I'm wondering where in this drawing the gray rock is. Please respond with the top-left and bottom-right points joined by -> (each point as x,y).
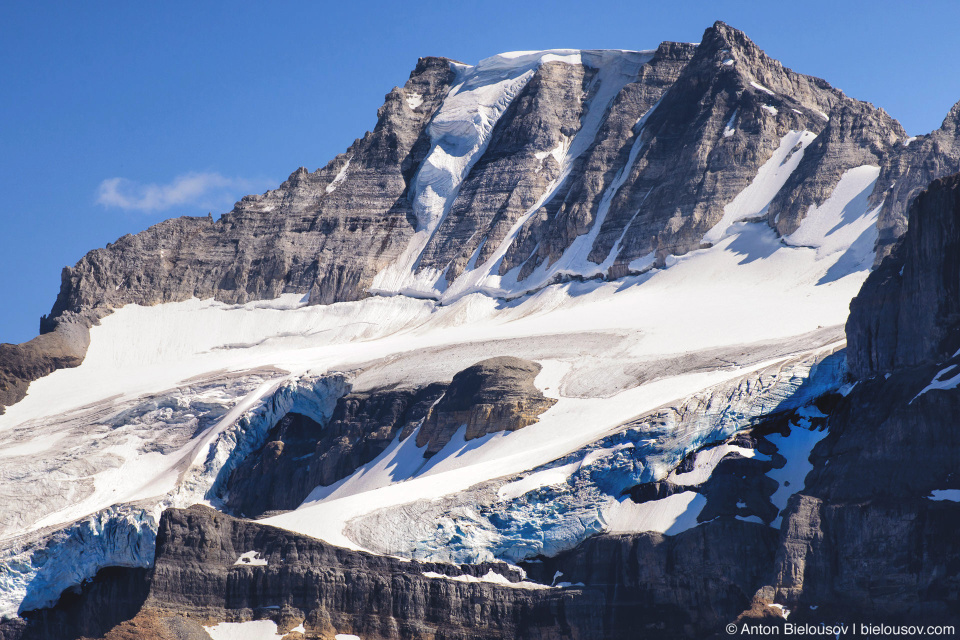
416,356 -> 556,456
847,173 -> 960,377
13,505 -> 779,640
225,357 -> 554,517
872,100 -> 960,262
224,383 -> 445,518
768,100 -> 903,237
0,320 -> 88,414
756,173 -> 960,623
0,23 -> 916,413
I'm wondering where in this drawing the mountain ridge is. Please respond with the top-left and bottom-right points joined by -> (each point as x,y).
1,21 -> 939,415
2,19 -> 960,640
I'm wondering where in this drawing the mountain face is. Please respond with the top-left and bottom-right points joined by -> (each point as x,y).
2,20 -> 960,640
768,173 -> 960,623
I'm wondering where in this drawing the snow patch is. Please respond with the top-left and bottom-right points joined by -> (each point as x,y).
912,365 -> 960,403
928,490 -> 960,502
405,92 -> 423,110
421,569 -> 551,589
784,165 -> 881,269
723,109 -> 737,137
766,424 -> 829,527
750,81 -> 776,96
668,444 -> 761,485
703,130 -> 817,243
205,620 -> 286,640
769,603 -> 790,619
325,160 -> 351,194
234,550 -> 268,566
603,492 -> 706,535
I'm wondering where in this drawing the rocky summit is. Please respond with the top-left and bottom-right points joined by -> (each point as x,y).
2,20 -> 960,640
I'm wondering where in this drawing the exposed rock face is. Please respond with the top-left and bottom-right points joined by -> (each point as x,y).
521,521 -> 779,636
416,357 -> 556,456
847,173 -> 960,378
769,100 -> 903,237
767,375 -> 960,622
415,59 -> 600,284
5,567 -> 150,640
0,322 -> 88,413
492,42 -> 698,279
226,357 -> 553,517
872,101 -> 960,261
224,383 -> 445,518
2,22 -> 914,413
760,174 -> 960,623
7,505 -> 780,640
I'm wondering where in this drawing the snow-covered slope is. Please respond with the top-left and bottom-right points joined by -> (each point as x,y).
0,29 -> 907,623
0,158 -> 879,614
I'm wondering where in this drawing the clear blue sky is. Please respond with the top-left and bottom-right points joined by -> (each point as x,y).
3,1 -> 959,344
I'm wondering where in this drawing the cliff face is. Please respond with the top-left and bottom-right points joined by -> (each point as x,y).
225,357 -> 554,518
872,102 -> 960,262
847,174 -> 960,378
760,173 -> 960,624
12,505 -> 777,640
7,19 -> 960,640
1,21 -> 915,413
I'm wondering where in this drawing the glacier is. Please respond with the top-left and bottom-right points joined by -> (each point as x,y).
0,42 -> 894,620
0,373 -> 346,616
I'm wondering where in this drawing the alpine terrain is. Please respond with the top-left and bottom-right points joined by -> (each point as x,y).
2,21 -> 960,639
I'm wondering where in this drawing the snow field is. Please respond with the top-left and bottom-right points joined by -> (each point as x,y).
0,47 -> 892,614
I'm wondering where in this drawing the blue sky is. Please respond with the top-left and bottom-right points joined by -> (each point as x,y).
3,1 -> 959,344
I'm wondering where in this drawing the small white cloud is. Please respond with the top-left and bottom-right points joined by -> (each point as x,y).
96,172 -> 269,213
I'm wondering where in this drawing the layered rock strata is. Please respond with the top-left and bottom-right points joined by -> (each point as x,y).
1,21 -> 920,413
753,173 -> 960,624
226,357 -> 554,518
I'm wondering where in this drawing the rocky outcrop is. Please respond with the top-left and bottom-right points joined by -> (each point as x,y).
0,321 -> 88,413
415,356 -> 555,456
847,173 -> 960,378
9,505 -> 785,639
521,521 -> 779,636
224,383 -> 445,518
872,100 -> 960,261
756,174 -> 960,623
225,357 -> 553,517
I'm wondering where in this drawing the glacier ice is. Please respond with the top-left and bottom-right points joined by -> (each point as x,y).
344,349 -> 846,564
0,373 -> 347,617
